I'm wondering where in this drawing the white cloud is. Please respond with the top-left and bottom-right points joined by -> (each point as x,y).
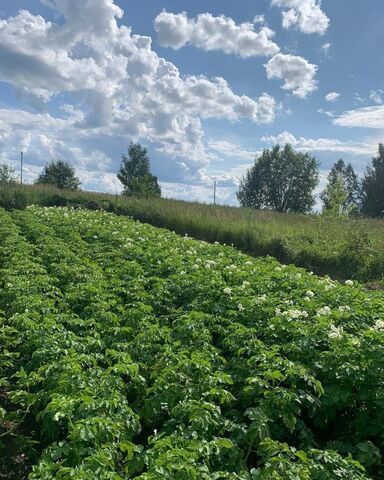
208,140 -> 258,161
160,181 -> 236,205
271,0 -> 330,35
154,11 -> 280,58
353,93 -> 367,105
334,106 -> 384,129
0,1 -> 277,192
265,53 -> 318,98
320,42 -> 332,54
369,89 -> 383,105
262,131 -> 377,155
254,15 -> 266,25
325,92 -> 340,102
317,108 -> 335,118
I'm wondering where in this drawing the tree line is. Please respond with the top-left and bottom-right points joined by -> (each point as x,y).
0,142 -> 383,217
238,143 -> 384,217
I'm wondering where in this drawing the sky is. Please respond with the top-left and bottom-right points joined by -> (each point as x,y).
0,0 -> 383,205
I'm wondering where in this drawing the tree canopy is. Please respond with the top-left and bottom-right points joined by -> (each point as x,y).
0,164 -> 19,185
321,159 -> 360,215
117,142 -> 161,197
361,143 -> 384,217
35,159 -> 81,190
237,144 -> 319,213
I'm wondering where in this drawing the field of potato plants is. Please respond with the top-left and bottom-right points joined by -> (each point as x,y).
1,206 -> 384,479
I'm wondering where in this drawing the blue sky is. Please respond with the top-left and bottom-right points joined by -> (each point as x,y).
0,0 -> 383,205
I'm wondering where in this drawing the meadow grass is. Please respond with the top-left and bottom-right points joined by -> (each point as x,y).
1,183 -> 383,282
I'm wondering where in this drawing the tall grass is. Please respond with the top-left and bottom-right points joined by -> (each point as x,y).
1,183 -> 383,282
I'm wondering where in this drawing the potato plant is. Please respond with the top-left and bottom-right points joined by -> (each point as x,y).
0,206 -> 383,479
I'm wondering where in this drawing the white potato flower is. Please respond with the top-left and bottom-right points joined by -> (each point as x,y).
317,306 -> 331,317
328,324 -> 343,340
374,320 -> 384,331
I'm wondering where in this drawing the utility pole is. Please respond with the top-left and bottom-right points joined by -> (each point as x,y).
213,180 -> 217,205
20,151 -> 24,184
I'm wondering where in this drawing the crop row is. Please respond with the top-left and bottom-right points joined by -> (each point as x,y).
0,206 -> 383,479
1,184 -> 384,283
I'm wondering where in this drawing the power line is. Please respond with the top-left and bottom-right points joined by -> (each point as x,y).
20,151 -> 24,184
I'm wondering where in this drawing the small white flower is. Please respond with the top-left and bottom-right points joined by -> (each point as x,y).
245,261 -> 253,266
256,294 -> 267,303
345,280 -> 354,286
328,324 -> 343,340
180,271 -> 186,275
283,309 -> 308,319
205,263 -> 211,269
338,305 -> 351,313
274,266 -> 282,272
192,264 -> 199,270
317,306 -> 331,317
306,290 -> 315,298
237,303 -> 245,311
242,281 -> 250,287
374,320 -> 384,331
223,287 -> 232,295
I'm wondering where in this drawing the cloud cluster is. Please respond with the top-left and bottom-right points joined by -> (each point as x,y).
262,131 -> 376,156
154,11 -> 280,58
265,53 -> 318,98
271,0 -> 330,35
369,90 -> 383,105
325,92 -> 340,102
0,1 -> 278,189
334,106 -> 384,129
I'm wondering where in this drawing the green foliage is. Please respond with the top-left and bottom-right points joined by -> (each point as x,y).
237,144 -> 319,213
117,143 -> 161,197
321,159 -> 361,215
0,206 -> 383,478
1,184 -> 384,283
361,143 -> 384,217
0,163 -> 19,185
35,159 -> 81,190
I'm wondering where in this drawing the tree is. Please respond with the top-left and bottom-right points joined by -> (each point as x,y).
361,143 -> 384,217
237,144 -> 319,213
321,178 -> 348,216
321,159 -> 360,214
35,159 -> 81,190
117,143 -> 161,197
0,164 -> 19,185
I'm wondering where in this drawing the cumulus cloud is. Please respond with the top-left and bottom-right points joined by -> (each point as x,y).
369,89 -> 383,105
262,131 -> 376,155
334,106 -> 384,129
325,92 -> 340,102
271,0 -> 330,35
154,11 -> 280,58
0,0 -> 277,191
265,53 -> 318,97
